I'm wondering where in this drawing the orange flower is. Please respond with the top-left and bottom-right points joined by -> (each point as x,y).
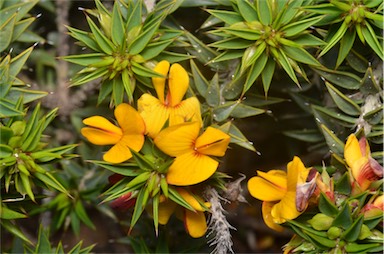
138,60 -> 202,138
81,103 -> 146,163
344,134 -> 383,192
158,189 -> 210,238
154,121 -> 230,186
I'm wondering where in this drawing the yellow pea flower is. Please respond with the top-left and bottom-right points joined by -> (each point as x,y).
138,60 -> 202,138
247,156 -> 316,231
344,134 -> 383,192
81,103 -> 146,163
158,188 -> 210,238
154,121 -> 230,186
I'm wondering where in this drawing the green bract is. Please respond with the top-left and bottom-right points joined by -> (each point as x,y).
205,0 -> 324,96
63,0 -> 184,105
305,0 -> 384,66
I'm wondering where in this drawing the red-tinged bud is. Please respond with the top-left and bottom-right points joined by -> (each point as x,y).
110,192 -> 136,211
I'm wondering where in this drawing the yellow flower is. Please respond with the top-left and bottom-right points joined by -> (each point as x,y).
154,121 -> 230,186
344,134 -> 383,192
247,156 -> 315,231
138,60 -> 202,138
158,188 -> 210,238
81,103 -> 146,163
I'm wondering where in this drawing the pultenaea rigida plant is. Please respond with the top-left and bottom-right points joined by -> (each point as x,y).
2,0 -> 383,253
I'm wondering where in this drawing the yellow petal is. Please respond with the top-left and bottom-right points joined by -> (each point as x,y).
169,63 -> 189,107
262,201 -> 285,232
247,170 -> 287,201
158,198 -> 177,225
154,122 -> 200,157
120,134 -> 145,152
195,127 -> 230,157
271,191 -> 301,223
103,142 -> 132,163
81,127 -> 121,145
166,151 -> 218,186
344,134 -> 363,168
82,116 -> 122,145
138,94 -> 170,138
177,188 -> 205,212
286,156 -> 308,191
152,60 -> 170,103
184,209 -> 207,238
115,103 -> 146,135
169,97 -> 202,127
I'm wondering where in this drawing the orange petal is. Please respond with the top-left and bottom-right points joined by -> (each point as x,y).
81,127 -> 121,145
352,157 -> 374,191
169,63 -> 189,107
158,198 -> 177,225
247,170 -> 287,201
286,156 -> 308,191
154,122 -> 200,157
166,151 -> 218,186
152,60 -> 170,103
103,142 -> 132,163
195,127 -> 230,157
344,134 -> 363,168
120,134 -> 145,152
114,103 -> 146,135
169,97 -> 202,127
262,201 -> 285,232
177,188 -> 205,212
184,209 -> 207,238
271,191 -> 301,223
138,94 -> 170,138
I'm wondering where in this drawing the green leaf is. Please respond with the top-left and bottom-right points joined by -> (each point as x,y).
90,160 -> 141,176
75,200 -> 95,230
336,28 -> 356,67
206,73 -> 220,107
206,10 -> 243,25
256,0 -> 272,25
9,46 -> 33,78
190,59 -> 209,96
341,215 -> 364,242
86,16 -> 115,55
314,67 -> 361,89
282,45 -> 321,66
261,58 -> 276,95
319,192 -> 339,216
111,2 -> 125,46
36,225 -> 51,254
275,48 -> 299,86
219,121 -> 256,152
210,37 -> 253,50
0,14 -> 16,52
0,0 -> 38,24
12,17 -> 35,42
345,242 -> 381,253
1,220 -> 32,245
222,27 -> 260,40
319,21 -> 348,57
283,129 -> 324,143
361,22 -> 383,59
319,124 -> 345,156
241,42 -> 266,71
62,53 -> 107,66
66,26 -> 100,52
168,187 -> 194,211
126,0 -> 142,31
209,50 -> 244,64
312,105 -> 357,126
281,16 -> 323,37
71,67 -> 109,86
0,206 -> 27,219
325,82 -> 361,116
305,231 -> 337,249
129,15 -> 163,55
237,0 -> 258,22
213,101 -> 237,122
19,172 -> 35,201
230,103 -> 265,118
140,39 -> 175,60
243,51 -> 268,94
130,188 -> 148,231
34,171 -> 71,196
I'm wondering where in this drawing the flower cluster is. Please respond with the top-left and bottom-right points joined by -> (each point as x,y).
81,61 -> 230,238
247,134 -> 383,253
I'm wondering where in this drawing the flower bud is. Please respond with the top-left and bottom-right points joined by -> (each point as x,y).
358,224 -> 372,240
10,121 -> 26,136
307,213 -> 334,231
327,226 -> 342,239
